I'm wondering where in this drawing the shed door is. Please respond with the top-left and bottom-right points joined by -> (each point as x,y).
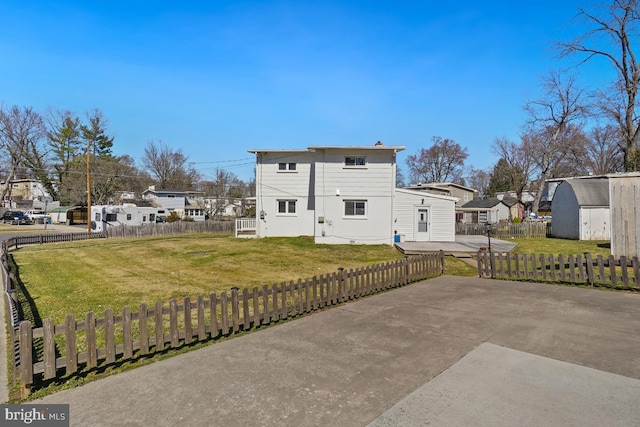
416,208 -> 430,241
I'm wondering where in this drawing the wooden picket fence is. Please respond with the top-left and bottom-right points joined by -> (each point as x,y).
14,252 -> 445,396
456,222 -> 551,238
477,251 -> 640,289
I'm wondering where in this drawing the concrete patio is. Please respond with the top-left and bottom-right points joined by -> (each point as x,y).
395,235 -> 517,256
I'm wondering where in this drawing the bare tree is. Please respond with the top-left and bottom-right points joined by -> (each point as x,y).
198,168 -> 245,218
142,140 -> 200,189
524,72 -> 587,214
557,0 -> 640,171
491,136 -> 534,201
465,167 -> 491,199
0,105 -> 45,203
406,136 -> 468,184
586,124 -> 625,173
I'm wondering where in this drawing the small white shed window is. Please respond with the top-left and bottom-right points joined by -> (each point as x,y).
277,199 -> 296,214
344,200 -> 366,217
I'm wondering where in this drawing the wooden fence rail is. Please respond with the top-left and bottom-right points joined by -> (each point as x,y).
456,222 -> 551,238
477,251 -> 640,289
104,220 -> 235,238
15,252 -> 445,395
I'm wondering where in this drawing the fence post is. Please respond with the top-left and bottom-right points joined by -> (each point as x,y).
19,321 -> 33,397
439,250 -> 445,275
404,256 -> 409,284
584,252 -> 595,287
477,250 -> 483,278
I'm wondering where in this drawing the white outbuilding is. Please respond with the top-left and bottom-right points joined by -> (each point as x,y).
551,176 -> 610,240
393,189 -> 457,242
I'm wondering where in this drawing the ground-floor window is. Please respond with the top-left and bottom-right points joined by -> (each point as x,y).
277,199 -> 296,214
344,200 -> 366,217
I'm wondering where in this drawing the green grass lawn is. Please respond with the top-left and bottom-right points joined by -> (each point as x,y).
12,233 -> 612,326
509,237 -> 611,257
13,235 -> 409,325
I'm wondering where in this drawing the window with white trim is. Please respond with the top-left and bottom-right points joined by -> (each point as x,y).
344,156 -> 366,167
277,199 -> 296,214
278,162 -> 297,171
344,200 -> 366,217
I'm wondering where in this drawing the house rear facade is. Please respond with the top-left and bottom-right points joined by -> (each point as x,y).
250,144 -> 457,245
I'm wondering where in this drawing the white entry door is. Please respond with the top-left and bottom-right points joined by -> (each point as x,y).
416,207 -> 430,241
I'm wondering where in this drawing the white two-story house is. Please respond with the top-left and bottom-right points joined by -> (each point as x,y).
249,144 -> 456,245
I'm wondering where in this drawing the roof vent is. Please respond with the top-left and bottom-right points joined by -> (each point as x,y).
375,141 -> 383,146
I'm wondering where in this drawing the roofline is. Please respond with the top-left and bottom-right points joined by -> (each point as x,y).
395,188 -> 458,202
543,172 -> 640,183
247,149 -> 310,154
249,145 -> 406,154
413,182 -> 478,192
307,145 -> 405,152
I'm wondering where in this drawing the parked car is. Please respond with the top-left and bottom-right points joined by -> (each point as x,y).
25,209 -> 51,224
1,210 -> 33,225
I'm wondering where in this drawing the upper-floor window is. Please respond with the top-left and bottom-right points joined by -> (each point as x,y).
167,194 -> 176,198
463,193 -> 469,202
278,162 -> 297,172
345,156 -> 366,167
344,200 -> 366,217
277,199 -> 296,214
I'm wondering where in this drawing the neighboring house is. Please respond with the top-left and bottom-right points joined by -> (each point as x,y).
609,173 -> 640,257
551,176 -> 610,240
1,178 -> 53,202
175,202 -> 206,222
204,198 -> 244,218
404,182 -> 476,223
249,144 -> 455,245
495,190 -> 537,203
502,198 -> 525,221
141,186 -> 204,220
90,204 -> 160,232
428,182 -> 476,206
458,199 -> 510,224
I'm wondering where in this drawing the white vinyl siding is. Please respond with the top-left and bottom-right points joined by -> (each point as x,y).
314,149 -> 396,244
254,151 -> 314,237
393,189 -> 456,242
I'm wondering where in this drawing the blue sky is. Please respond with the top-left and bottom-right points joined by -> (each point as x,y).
0,1 -> 612,183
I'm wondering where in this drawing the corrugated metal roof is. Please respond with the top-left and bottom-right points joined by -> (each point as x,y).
561,177 -> 609,206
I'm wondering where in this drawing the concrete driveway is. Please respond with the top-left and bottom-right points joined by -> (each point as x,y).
33,276 -> 640,426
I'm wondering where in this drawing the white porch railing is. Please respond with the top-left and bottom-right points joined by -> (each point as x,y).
235,217 -> 257,238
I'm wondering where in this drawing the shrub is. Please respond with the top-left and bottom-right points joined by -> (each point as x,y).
166,212 -> 181,223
